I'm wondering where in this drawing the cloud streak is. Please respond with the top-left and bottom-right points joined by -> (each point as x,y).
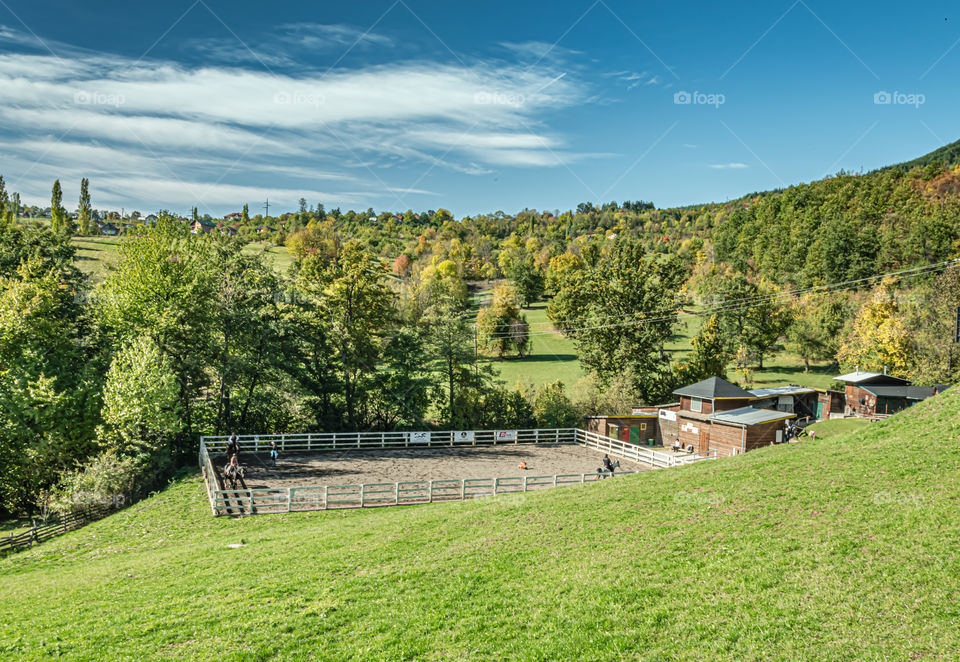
0,28 -> 589,212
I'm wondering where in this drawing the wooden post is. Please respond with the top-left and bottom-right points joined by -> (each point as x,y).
523,476 -> 528,492
248,490 -> 254,516
323,486 -> 328,510
360,484 -> 365,508
428,480 -> 434,503
287,488 -> 293,513
494,477 -> 499,495
460,479 -> 465,501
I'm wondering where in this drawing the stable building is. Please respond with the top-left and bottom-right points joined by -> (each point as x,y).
674,377 -> 794,457
834,370 -> 931,417
584,410 -> 658,446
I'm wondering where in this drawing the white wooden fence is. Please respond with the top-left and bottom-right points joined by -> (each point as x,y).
215,471 -> 637,515
201,428 -> 577,453
201,426 -> 716,516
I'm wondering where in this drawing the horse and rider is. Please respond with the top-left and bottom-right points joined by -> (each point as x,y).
596,454 -> 620,479
223,433 -> 244,487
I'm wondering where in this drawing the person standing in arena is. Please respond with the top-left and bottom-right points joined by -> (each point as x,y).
270,440 -> 279,466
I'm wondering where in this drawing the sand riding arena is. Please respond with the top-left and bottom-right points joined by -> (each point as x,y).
199,428 -> 716,516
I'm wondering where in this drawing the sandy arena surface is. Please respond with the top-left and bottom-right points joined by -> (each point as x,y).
225,444 -> 650,489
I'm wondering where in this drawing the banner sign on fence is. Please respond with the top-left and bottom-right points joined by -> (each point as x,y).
495,430 -> 518,441
658,409 -> 677,422
409,431 -> 431,443
453,431 -> 475,442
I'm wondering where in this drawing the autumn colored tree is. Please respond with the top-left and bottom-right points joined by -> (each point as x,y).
837,278 -> 914,375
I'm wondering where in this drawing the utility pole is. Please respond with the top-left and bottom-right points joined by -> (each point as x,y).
263,198 -> 270,218
948,305 -> 959,377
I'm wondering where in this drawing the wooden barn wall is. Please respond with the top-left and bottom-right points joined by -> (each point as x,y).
707,423 -> 744,457
745,420 -> 785,450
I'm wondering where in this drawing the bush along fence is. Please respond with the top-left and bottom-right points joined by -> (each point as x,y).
200,427 -> 717,517
0,504 -> 115,554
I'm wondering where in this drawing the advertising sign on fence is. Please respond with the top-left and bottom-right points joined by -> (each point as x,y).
409,431 -> 431,443
495,430 -> 518,441
453,431 -> 475,442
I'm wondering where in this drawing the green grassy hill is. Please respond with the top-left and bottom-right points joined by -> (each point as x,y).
2,391 -> 958,660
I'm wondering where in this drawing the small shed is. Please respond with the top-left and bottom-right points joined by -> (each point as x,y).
833,370 -> 926,417
748,386 -> 818,422
583,413 -> 658,445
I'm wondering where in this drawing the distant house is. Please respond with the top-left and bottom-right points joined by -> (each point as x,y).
145,214 -> 158,221
256,225 -> 275,234
191,219 -> 216,234
219,225 -> 238,236
223,212 -> 243,221
98,222 -> 120,236
834,370 -> 935,417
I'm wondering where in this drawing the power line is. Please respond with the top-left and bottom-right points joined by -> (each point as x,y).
480,259 -> 960,339
519,258 -> 960,330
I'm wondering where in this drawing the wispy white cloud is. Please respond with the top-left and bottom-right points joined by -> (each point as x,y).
707,162 -> 748,169
0,29 -> 591,212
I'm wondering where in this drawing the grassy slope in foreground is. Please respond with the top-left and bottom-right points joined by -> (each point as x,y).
2,394 -> 959,660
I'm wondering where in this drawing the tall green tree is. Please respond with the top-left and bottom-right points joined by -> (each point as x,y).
78,178 -> 93,236
50,179 -> 67,233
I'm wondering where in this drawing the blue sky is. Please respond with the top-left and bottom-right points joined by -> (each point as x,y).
0,0 -> 957,217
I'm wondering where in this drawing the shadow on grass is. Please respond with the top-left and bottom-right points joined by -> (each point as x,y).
497,354 -> 578,363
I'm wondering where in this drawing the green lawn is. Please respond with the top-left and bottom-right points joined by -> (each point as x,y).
488,302 -> 585,389
241,241 -> 295,275
1,390 -> 958,659
805,417 -> 873,440
488,304 -> 841,393
72,237 -> 123,280
72,237 -> 295,280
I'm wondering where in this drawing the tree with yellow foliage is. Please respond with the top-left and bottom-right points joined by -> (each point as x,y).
837,278 -> 914,375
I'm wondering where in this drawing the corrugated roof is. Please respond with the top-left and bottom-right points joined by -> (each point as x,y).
861,385 -> 935,400
834,371 -> 909,385
709,406 -> 795,426
673,376 -> 755,400
749,386 -> 816,398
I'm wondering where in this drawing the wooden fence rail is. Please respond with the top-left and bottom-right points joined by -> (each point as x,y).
214,470 -> 637,515
201,426 -> 718,516
1,505 -> 113,554
201,428 -> 577,454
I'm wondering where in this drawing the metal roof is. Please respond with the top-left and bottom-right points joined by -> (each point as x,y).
834,371 -> 909,385
748,386 -> 816,398
709,406 -> 795,426
861,385 -> 935,400
673,376 -> 755,400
